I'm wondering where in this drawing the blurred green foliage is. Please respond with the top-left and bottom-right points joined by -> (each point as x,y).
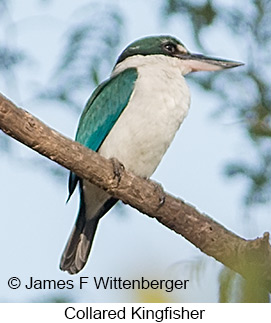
0,0 -> 27,79
0,0 -> 28,153
40,3 -> 123,113
0,47 -> 25,72
219,267 -> 269,302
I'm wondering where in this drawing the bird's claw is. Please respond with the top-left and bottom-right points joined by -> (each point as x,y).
110,157 -> 125,186
154,182 -> 166,208
144,178 -> 165,208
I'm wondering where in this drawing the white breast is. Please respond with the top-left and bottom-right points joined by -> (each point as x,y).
98,54 -> 191,178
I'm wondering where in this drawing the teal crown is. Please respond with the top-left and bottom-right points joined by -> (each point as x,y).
116,35 -> 185,64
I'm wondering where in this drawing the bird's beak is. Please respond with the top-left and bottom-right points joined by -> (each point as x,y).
177,52 -> 244,72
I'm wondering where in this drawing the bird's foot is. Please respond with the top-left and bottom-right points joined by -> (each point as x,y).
145,178 -> 166,209
154,182 -> 166,208
110,157 -> 125,186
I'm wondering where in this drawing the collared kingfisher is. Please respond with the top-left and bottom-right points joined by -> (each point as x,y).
60,35 -> 243,274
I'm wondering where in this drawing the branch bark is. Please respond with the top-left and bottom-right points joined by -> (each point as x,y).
0,93 -> 271,290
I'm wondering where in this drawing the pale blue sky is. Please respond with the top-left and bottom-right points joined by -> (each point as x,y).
1,0 -> 269,302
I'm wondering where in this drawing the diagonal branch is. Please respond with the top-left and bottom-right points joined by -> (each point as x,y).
0,93 -> 271,290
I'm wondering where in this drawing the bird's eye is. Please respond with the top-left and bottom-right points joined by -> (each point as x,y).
164,43 -> 176,53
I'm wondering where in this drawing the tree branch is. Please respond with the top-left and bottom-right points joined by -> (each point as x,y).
0,93 -> 271,290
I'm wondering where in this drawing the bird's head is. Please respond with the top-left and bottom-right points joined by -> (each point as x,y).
115,35 -> 243,75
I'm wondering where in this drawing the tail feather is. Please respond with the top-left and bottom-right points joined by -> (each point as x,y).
60,216 -> 99,274
60,192 -> 118,274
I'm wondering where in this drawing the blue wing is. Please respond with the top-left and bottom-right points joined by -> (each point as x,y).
68,68 -> 138,199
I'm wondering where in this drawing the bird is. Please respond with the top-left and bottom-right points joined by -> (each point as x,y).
60,35 -> 243,274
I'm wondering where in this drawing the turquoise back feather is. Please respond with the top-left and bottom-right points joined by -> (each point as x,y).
68,68 -> 138,199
